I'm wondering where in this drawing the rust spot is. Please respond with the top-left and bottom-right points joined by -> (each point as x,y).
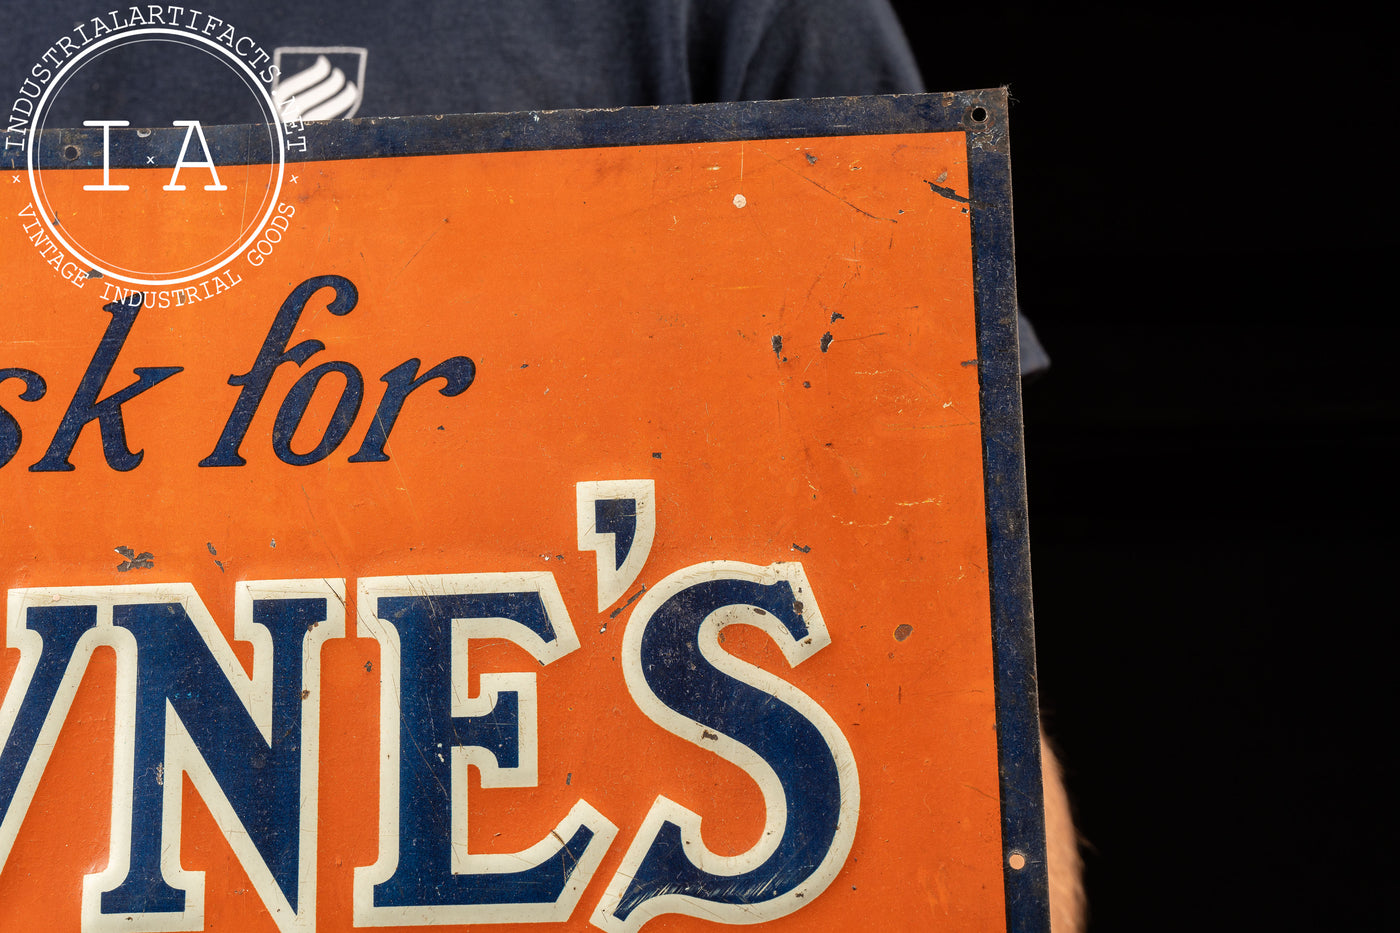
791,543 -> 811,553
894,623 -> 914,642
115,546 -> 154,572
301,689 -> 311,700
701,730 -> 719,741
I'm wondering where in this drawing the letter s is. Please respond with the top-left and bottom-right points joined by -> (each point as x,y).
0,369 -> 47,468
592,562 -> 858,932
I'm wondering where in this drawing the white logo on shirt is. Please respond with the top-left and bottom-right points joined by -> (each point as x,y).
272,47 -> 368,120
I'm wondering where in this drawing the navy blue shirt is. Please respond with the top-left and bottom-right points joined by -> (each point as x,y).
2,1 -> 925,122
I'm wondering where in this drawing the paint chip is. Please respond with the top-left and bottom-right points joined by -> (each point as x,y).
114,546 -> 154,572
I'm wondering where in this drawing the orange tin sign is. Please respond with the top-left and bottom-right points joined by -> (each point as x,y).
2,74 -> 1045,932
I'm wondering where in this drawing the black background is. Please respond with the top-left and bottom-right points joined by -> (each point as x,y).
1,5 -> 1389,928
890,5 -> 1393,930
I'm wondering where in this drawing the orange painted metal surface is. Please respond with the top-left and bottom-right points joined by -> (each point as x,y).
2,129 -> 1012,930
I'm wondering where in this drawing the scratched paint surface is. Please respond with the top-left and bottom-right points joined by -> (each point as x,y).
0,131 -> 1007,930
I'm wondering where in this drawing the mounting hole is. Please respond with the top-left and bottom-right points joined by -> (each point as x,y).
1008,852 -> 1027,871
62,145 -> 80,161
136,127 -> 152,138
969,106 -> 989,124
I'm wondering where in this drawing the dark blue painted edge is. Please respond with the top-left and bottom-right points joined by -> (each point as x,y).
961,91 -> 1051,933
21,91 -> 1048,931
25,92 -> 1000,168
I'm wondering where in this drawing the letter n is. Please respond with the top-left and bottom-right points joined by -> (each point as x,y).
0,580 -> 345,932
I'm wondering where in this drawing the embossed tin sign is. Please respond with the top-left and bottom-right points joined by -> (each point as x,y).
2,91 -> 1046,931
